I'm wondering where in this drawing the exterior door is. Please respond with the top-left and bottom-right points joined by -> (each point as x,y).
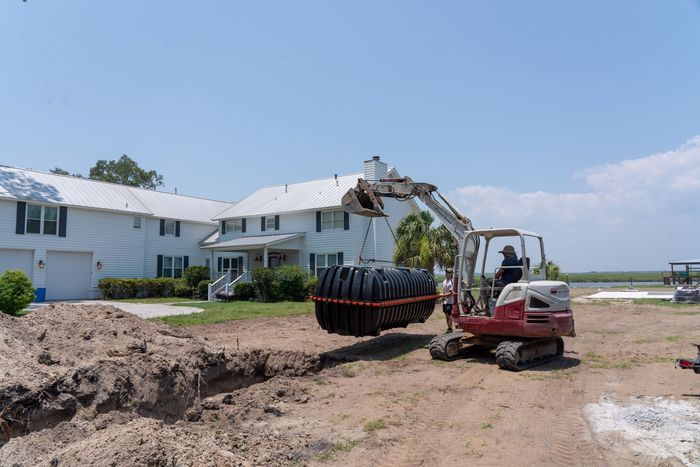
221,257 -> 239,279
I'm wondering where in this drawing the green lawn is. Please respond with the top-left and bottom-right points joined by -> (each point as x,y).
564,271 -> 664,282
156,300 -> 315,326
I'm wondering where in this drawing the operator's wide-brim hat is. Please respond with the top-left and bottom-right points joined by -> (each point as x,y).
499,245 -> 516,255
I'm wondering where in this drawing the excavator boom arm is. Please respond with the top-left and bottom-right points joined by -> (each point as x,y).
342,177 -> 473,244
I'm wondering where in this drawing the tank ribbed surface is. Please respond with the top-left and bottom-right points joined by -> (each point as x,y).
314,266 -> 437,337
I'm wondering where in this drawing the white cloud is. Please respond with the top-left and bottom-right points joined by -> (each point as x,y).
449,137 -> 700,271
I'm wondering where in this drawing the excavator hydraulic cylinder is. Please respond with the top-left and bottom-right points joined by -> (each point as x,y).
311,265 -> 438,337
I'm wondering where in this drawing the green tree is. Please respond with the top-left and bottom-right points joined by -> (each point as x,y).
0,270 -> 35,315
545,261 -> 561,280
50,167 -> 83,177
89,155 -> 164,189
393,211 -> 457,272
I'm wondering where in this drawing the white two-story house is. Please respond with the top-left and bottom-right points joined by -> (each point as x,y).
205,157 -> 418,280
0,157 -> 416,301
0,166 -> 232,301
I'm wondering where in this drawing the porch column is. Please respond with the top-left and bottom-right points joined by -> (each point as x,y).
263,246 -> 269,267
210,251 -> 214,279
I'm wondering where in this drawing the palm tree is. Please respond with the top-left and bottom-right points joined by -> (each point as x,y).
393,211 -> 457,272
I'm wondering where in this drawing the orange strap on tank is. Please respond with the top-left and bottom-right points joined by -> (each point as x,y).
309,294 -> 441,308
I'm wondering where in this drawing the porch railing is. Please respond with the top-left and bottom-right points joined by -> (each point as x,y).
208,269 -> 250,301
207,271 -> 230,301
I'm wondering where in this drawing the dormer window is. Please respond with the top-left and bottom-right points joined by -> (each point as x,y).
226,219 -> 244,233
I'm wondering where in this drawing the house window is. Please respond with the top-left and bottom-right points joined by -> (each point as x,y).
134,216 -> 142,228
162,256 -> 184,278
226,219 -> 243,233
322,211 -> 344,230
164,220 -> 176,235
316,253 -> 337,276
26,204 -> 58,235
266,216 -> 276,230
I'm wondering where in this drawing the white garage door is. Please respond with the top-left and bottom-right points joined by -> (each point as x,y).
0,249 -> 33,279
46,251 -> 93,300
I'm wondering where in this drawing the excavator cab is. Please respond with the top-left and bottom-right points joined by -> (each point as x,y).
456,229 -> 547,317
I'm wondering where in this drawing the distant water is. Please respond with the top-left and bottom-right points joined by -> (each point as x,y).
569,281 -> 664,288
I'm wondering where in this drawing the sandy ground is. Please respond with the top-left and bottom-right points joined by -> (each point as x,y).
190,289 -> 700,466
2,290 -> 700,466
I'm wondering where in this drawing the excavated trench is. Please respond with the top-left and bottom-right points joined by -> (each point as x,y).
0,304 -> 335,447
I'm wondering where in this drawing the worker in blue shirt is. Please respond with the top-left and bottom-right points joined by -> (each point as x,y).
495,245 -> 520,286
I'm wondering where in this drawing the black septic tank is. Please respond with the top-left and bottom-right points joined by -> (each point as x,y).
312,265 -> 438,337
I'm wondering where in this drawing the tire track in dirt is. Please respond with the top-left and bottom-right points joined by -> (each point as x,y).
547,386 -> 607,466
374,361 -> 493,467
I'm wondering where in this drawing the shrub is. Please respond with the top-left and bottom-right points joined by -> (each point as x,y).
173,281 -> 193,298
252,267 -> 277,302
98,277 -> 180,299
98,278 -> 136,299
306,275 -> 318,296
182,266 -> 210,289
275,265 -> 309,301
0,270 -> 35,315
198,280 -> 213,299
233,281 -> 256,301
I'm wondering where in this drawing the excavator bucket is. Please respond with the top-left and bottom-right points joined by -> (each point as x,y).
342,179 -> 388,217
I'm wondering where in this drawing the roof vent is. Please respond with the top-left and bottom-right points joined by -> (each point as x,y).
334,174 -> 338,186
285,184 -> 288,193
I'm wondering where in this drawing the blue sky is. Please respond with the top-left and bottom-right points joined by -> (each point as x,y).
1,1 -> 699,271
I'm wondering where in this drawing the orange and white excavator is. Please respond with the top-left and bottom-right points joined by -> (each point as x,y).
334,176 -> 576,370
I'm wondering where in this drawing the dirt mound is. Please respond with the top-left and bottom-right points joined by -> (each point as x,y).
0,304 -> 328,466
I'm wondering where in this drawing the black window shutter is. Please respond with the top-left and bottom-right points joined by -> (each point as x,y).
217,257 -> 222,272
159,219 -> 165,236
261,216 -> 266,232
157,255 -> 163,277
274,215 -> 279,230
238,256 -> 244,272
15,201 -> 26,235
242,218 -> 246,233
221,220 -> 226,234
337,252 -> 344,265
183,256 -> 189,269
58,206 -> 68,237
175,221 -> 181,237
316,211 -> 321,232
343,212 -> 349,230
309,253 -> 316,274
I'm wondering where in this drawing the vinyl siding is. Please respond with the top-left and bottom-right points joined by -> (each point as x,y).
215,196 -> 416,273
143,218 -> 217,277
0,199 -> 147,298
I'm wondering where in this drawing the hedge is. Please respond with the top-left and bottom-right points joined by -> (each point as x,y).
98,277 -> 180,299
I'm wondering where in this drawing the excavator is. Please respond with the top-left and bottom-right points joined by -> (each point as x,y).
312,176 -> 575,371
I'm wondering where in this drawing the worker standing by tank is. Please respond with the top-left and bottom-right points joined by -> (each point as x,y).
442,268 -> 455,333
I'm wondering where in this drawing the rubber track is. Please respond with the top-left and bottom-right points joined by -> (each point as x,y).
429,332 -> 465,361
495,338 -> 564,371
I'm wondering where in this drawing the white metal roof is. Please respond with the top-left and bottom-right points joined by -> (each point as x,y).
201,233 -> 305,250
212,173 -> 364,219
0,166 -> 233,224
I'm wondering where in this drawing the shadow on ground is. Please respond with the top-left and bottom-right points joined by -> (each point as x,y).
321,332 -> 435,361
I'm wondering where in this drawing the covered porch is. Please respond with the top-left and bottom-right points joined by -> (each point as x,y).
201,233 -> 305,299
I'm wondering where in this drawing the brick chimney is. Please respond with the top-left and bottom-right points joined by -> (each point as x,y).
363,155 -> 388,180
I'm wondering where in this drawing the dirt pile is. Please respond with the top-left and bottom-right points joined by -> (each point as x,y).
0,304 -> 328,466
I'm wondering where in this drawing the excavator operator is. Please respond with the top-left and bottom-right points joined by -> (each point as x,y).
494,245 -> 520,286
